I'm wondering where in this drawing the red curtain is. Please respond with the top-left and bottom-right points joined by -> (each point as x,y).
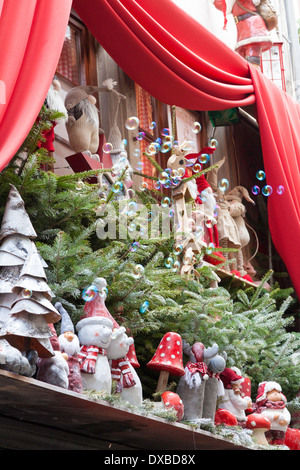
0,0 -> 72,172
73,0 -> 255,110
72,0 -> 300,298
249,66 -> 300,296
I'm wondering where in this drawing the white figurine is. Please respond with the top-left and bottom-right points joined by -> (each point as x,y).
107,326 -> 143,407
76,314 -> 113,394
252,381 -> 291,446
218,367 -> 252,424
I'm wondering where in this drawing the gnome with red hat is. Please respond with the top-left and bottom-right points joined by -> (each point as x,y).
217,367 -> 252,424
252,381 -> 291,445
211,0 -> 275,66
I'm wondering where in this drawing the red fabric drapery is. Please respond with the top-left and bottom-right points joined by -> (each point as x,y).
73,0 -> 255,110
1,0 -> 300,298
249,66 -> 300,297
72,0 -> 300,298
0,0 -> 72,172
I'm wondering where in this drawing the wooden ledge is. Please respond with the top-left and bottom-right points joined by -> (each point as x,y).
0,369 -> 250,450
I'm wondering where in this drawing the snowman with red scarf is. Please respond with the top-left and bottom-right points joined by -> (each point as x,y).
211,0 -> 275,66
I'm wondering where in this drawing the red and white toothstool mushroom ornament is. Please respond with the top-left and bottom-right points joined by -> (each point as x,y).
126,342 -> 140,369
161,391 -> 184,422
214,408 -> 238,427
285,427 -> 300,450
246,413 -> 271,446
147,332 -> 185,392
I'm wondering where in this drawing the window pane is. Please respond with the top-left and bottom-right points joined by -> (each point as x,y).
56,26 -> 80,84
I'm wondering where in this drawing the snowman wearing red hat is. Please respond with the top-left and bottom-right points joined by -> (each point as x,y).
211,0 -> 275,66
252,381 -> 291,446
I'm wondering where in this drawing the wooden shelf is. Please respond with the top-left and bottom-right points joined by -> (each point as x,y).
216,268 -> 258,288
0,369 -> 250,451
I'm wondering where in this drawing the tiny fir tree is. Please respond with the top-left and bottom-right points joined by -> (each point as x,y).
0,108 -> 299,403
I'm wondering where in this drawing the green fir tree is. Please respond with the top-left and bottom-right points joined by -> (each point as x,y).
0,107 -> 299,407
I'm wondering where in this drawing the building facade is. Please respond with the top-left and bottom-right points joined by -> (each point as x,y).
50,1 -> 300,292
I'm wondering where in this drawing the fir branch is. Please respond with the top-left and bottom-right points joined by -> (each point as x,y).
133,171 -> 159,182
142,151 -> 164,173
249,270 -> 274,308
180,163 -> 220,184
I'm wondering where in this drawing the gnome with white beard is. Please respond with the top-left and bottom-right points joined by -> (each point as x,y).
56,302 -> 82,394
38,78 -> 68,154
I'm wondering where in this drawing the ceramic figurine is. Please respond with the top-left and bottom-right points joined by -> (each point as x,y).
56,302 -> 83,394
0,186 -> 61,361
36,350 -> 69,389
76,314 -> 113,394
252,381 -> 291,445
202,352 -> 226,421
218,367 -> 252,425
147,332 -> 185,393
176,340 -> 219,423
107,326 -> 143,406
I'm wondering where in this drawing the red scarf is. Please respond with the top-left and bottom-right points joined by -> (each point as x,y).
111,356 -> 136,391
253,400 -> 286,413
186,361 -> 208,376
78,345 -> 107,374
207,370 -> 220,379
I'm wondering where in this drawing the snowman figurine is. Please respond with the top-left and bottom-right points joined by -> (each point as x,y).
76,314 -> 113,394
107,326 -> 143,407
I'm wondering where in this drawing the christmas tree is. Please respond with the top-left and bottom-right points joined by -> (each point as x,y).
0,185 -> 61,358
0,106 -> 299,406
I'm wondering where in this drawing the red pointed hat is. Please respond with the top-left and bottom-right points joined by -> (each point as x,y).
220,367 -> 243,389
77,278 -> 117,332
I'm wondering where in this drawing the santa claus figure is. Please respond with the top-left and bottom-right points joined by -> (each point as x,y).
252,381 -> 291,445
212,0 -> 274,66
218,367 -> 252,424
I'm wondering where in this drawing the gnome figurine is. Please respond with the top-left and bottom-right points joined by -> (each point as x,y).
202,353 -> 226,421
218,367 -> 252,425
56,302 -> 82,394
252,381 -> 291,445
176,341 -> 219,423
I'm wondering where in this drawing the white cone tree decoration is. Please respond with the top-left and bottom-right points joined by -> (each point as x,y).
0,185 -> 61,359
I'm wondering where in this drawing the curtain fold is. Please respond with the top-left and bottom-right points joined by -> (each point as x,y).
72,0 -> 255,110
72,0 -> 300,298
0,0 -> 72,171
249,65 -> 300,293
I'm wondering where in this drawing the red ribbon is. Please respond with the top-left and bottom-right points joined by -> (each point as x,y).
186,361 -> 208,376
